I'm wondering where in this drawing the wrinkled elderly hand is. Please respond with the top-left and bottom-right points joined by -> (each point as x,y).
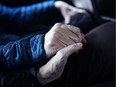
44,23 -> 86,58
55,1 -> 86,24
38,42 -> 83,85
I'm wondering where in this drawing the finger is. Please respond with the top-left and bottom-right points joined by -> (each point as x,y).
54,38 -> 67,52
68,32 -> 82,43
67,25 -> 81,33
81,33 -> 87,44
59,30 -> 77,45
58,27 -> 82,43
64,16 -> 70,24
51,23 -> 82,44
57,43 -> 83,58
50,23 -> 63,31
55,29 -> 77,45
66,25 -> 83,42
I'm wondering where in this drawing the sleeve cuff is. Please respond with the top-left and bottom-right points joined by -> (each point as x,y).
30,34 -> 48,67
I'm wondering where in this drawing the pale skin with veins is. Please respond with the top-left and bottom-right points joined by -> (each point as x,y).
37,23 -> 86,85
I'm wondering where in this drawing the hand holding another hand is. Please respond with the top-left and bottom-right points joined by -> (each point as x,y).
44,23 -> 86,58
37,23 -> 86,85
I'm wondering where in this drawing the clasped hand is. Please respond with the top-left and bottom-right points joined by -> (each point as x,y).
37,23 -> 86,85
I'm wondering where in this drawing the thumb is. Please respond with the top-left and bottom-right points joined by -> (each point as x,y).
57,43 -> 83,58
64,16 -> 70,24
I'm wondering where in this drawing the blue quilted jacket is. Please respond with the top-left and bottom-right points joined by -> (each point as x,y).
0,0 -> 57,87
0,0 -> 60,34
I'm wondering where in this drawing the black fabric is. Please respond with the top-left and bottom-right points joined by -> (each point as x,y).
95,0 -> 115,18
68,10 -> 96,34
0,0 -> 52,6
88,81 -> 115,87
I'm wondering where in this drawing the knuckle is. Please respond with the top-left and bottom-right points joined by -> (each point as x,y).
52,23 -> 63,31
76,27 -> 81,32
51,30 -> 60,37
55,23 -> 62,26
68,25 -> 81,32
52,31 -> 58,36
46,39 -> 55,47
47,41 -> 52,46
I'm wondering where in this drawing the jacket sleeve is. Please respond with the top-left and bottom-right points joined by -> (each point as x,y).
0,34 -> 47,71
0,1 -> 59,28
